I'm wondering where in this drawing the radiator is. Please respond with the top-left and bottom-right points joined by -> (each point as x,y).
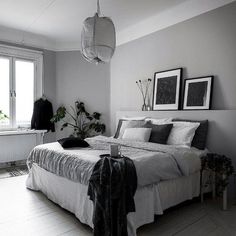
0,130 -> 45,163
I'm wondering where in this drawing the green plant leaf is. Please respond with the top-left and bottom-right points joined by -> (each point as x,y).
76,102 -> 86,113
92,112 -> 101,120
85,111 -> 90,117
86,116 -> 93,121
89,122 -> 105,133
51,106 -> 66,123
0,110 -> 8,120
62,123 -> 68,128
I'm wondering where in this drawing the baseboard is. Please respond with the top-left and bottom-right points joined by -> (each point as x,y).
0,160 -> 27,169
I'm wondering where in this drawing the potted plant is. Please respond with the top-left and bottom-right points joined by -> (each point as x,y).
51,101 -> 106,139
201,153 -> 234,194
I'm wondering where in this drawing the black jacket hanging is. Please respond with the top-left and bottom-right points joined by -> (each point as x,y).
31,98 -> 55,132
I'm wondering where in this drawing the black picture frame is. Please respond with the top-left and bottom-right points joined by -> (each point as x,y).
152,68 -> 182,110
183,76 -> 214,110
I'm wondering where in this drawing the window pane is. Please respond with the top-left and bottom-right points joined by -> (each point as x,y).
0,57 -> 10,126
15,60 -> 34,126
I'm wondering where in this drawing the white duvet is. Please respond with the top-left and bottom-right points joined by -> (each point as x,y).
27,136 -> 205,187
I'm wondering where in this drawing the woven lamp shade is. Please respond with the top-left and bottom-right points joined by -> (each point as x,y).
81,13 -> 116,64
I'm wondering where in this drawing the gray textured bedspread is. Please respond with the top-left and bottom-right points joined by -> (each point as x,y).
27,136 -> 204,186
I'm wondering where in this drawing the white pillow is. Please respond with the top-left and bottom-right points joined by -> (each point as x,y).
118,120 -> 146,138
145,117 -> 173,124
167,122 -> 200,147
122,128 -> 152,142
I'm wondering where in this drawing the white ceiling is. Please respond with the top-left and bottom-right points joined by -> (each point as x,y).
0,0 -> 234,51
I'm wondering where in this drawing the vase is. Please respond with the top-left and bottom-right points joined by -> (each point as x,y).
142,103 -> 148,111
146,94 -> 152,111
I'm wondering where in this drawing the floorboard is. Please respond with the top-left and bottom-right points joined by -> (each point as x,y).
0,176 -> 235,236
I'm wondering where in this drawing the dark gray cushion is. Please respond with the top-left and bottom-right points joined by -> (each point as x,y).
172,119 -> 208,150
58,137 -> 89,148
145,122 -> 173,144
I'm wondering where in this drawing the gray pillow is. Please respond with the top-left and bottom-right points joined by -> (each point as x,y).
145,122 -> 173,144
172,119 -> 208,150
114,119 -> 146,138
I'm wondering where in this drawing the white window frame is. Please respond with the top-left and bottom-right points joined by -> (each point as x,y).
0,44 -> 43,130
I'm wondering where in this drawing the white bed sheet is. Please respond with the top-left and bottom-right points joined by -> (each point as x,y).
26,163 -> 200,236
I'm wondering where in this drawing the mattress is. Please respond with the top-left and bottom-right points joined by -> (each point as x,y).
26,163 -> 200,236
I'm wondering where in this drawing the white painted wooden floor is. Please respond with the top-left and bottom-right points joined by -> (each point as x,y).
0,175 -> 236,236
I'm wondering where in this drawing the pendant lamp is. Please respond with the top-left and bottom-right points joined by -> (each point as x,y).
81,0 -> 116,64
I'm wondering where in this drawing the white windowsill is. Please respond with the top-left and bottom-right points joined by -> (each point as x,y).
0,129 -> 47,136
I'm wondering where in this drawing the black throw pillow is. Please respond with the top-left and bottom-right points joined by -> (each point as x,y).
58,137 -> 89,148
145,122 -> 173,144
172,119 -> 208,150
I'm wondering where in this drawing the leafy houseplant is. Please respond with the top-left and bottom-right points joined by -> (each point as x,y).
51,101 -> 106,139
201,153 -> 234,194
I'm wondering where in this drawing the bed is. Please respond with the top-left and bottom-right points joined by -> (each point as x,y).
26,110 -> 236,236
26,135 -> 205,236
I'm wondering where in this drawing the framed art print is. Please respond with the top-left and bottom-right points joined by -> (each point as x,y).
183,76 -> 213,110
152,68 -> 182,110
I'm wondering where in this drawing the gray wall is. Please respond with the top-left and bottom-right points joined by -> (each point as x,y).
55,51 -> 110,138
110,2 -> 236,132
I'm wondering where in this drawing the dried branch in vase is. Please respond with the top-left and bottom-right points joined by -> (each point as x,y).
136,78 -> 152,111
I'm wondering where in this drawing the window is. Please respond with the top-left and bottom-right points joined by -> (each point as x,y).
0,45 -> 43,130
